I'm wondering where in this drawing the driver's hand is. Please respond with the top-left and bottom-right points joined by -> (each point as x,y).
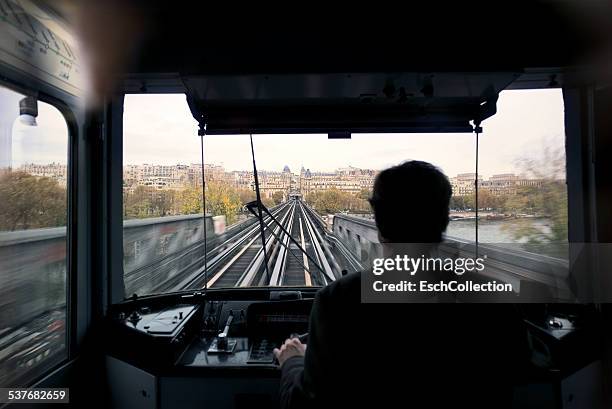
273,338 -> 306,367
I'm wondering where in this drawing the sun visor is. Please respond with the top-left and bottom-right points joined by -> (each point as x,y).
183,72 -> 517,134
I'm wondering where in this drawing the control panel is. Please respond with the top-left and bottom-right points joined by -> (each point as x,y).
108,301 -> 204,368
108,296 -> 314,371
121,304 -> 198,336
178,299 -> 311,368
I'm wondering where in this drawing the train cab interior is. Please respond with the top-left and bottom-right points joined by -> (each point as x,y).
1,1 -> 612,408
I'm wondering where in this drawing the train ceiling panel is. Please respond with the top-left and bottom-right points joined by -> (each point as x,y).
125,3 -> 610,75
182,72 -> 515,134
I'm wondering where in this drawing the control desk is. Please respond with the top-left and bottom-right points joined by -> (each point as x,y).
106,290 -> 314,374
103,290 -> 316,408
102,291 -> 599,409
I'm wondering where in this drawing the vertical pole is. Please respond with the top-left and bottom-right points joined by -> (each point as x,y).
250,134 -> 271,283
199,124 -> 208,291
474,125 -> 480,257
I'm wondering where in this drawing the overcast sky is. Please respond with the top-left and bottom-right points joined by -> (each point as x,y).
0,86 -> 69,167
2,86 -> 564,179
123,89 -> 565,178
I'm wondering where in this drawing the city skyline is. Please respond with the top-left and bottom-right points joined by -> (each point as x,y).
0,88 -> 565,179
12,161 -> 549,182
119,162 -> 546,201
119,163 -> 545,198
123,89 -> 565,177
119,161 -> 540,180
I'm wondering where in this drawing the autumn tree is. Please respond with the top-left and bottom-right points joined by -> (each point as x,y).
124,186 -> 153,218
124,186 -> 176,219
205,181 -> 243,225
272,191 -> 284,205
450,195 -> 473,210
0,171 -> 67,230
305,188 -> 370,215
505,143 -> 568,243
357,188 -> 372,201
477,189 -> 505,210
238,188 -> 256,205
152,189 -> 176,217
176,187 -> 202,215
500,187 -> 532,215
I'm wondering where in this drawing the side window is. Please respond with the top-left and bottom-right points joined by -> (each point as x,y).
475,89 -> 568,258
0,85 -> 69,386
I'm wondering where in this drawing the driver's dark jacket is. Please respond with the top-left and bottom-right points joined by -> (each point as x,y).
278,271 -> 529,409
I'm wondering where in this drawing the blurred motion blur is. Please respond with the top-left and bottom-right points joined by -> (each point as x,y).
0,84 -> 68,386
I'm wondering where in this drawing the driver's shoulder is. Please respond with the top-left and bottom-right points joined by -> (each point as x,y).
316,271 -> 361,304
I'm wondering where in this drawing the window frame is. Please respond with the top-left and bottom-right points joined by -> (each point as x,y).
0,72 -> 82,386
109,85 -> 593,301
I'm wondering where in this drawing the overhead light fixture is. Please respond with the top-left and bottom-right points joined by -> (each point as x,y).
18,96 -> 38,127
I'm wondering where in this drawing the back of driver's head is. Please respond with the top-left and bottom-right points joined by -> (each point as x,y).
369,161 -> 451,243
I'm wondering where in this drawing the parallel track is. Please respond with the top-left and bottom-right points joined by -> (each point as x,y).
196,199 -> 336,289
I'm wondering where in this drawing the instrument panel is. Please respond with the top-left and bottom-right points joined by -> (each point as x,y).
108,293 -> 314,373
105,292 -> 597,409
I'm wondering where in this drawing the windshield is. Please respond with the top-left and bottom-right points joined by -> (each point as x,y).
122,89 -> 567,296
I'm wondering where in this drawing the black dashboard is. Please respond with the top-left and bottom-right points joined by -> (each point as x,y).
101,289 -> 601,409
103,289 -> 317,408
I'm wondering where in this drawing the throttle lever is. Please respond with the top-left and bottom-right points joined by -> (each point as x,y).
217,312 -> 234,349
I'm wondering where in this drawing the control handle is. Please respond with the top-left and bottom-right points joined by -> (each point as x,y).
290,332 -> 309,343
217,313 -> 234,349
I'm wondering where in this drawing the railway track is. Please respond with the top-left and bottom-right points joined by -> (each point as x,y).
120,199 -> 340,293
177,201 -> 294,289
199,199 -> 338,289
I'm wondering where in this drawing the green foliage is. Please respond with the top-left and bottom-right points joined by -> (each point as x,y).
450,195 -> 473,210
448,143 -> 568,245
506,144 -> 568,244
500,188 -> 531,214
0,171 -> 67,231
451,189 -> 508,211
501,181 -> 568,244
449,181 -> 568,244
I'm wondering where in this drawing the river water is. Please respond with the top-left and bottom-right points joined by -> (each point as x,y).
446,218 -> 568,259
446,218 -> 555,243
339,213 -> 567,257
347,215 -> 557,243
